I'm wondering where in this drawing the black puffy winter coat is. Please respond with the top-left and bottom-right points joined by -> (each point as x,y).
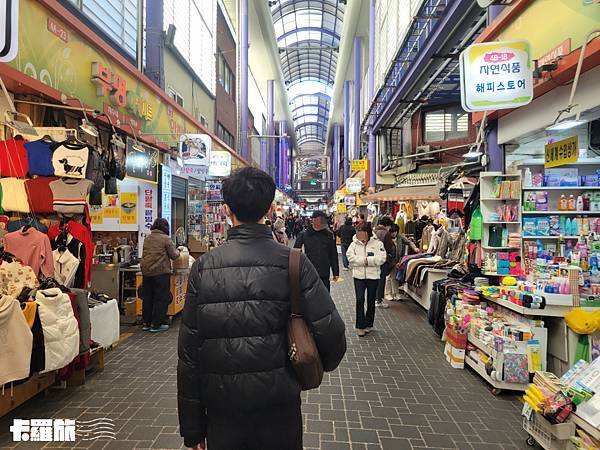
177,224 -> 346,446
294,226 -> 340,278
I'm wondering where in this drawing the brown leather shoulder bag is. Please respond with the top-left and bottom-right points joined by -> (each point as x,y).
287,248 -> 324,390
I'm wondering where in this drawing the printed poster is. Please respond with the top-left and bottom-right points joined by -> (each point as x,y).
90,205 -> 103,225
120,191 -> 138,225
104,193 -> 119,219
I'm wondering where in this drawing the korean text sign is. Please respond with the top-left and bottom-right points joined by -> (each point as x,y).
545,136 -> 579,169
460,40 -> 533,112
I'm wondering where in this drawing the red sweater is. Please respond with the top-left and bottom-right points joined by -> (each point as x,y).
0,139 -> 29,177
25,176 -> 58,214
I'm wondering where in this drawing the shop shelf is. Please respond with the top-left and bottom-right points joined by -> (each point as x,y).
523,411 -> 576,450
482,296 -> 576,317
481,245 -> 521,250
483,221 -> 521,224
522,186 -> 600,191
569,413 -> 600,441
480,172 -> 521,178
467,333 -> 499,359
522,211 -> 600,215
465,356 -> 529,392
481,197 -> 521,201
517,158 -> 600,167
523,235 -> 580,240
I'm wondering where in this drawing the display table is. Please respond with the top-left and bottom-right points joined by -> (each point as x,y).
403,268 -> 449,310
89,298 -> 120,348
135,269 -> 189,318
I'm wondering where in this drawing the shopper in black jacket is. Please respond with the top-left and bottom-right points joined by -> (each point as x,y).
336,217 -> 356,271
294,210 -> 340,291
178,168 -> 346,450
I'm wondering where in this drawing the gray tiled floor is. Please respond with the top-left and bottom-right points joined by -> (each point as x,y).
0,274 -> 528,449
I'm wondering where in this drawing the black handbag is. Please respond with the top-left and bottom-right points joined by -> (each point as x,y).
108,134 -> 127,180
104,177 -> 118,195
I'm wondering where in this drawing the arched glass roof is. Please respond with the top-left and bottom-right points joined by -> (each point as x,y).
271,0 -> 345,147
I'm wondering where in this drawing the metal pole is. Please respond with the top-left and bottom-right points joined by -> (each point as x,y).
368,0 -> 376,187
240,0 -> 249,160
144,0 -> 163,87
333,125 -> 340,191
353,37 -> 362,161
487,120 -> 503,172
344,80 -> 351,181
267,80 -> 274,176
136,0 -> 144,72
279,122 -> 285,188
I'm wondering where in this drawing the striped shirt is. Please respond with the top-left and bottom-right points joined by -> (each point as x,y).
49,178 -> 94,215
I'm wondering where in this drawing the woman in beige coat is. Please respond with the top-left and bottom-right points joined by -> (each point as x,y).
140,218 -> 180,333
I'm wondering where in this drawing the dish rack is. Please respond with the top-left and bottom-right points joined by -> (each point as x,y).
523,412 -> 576,449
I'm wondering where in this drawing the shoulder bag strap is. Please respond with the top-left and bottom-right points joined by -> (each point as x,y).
289,248 -> 301,315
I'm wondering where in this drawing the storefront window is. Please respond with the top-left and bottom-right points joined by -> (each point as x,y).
424,105 -> 469,142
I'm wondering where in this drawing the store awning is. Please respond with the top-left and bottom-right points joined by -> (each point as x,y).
362,184 -> 441,202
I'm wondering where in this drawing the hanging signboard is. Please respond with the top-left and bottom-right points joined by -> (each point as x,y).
161,165 -> 172,228
346,178 -> 362,193
460,40 -> 533,112
545,136 -> 579,169
126,138 -> 159,184
345,194 -> 357,206
0,0 -> 19,62
180,134 -> 211,166
208,150 -> 232,177
351,159 -> 368,171
336,203 -> 347,213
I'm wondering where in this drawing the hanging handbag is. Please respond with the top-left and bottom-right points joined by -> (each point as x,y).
108,133 -> 127,180
104,177 -> 118,195
287,249 -> 323,391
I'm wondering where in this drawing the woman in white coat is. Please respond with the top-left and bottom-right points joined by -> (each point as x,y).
347,223 -> 388,337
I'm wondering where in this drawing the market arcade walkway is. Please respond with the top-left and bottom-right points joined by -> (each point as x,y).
0,275 -> 526,449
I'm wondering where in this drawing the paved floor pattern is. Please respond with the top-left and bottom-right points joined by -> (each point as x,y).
0,274 -> 528,449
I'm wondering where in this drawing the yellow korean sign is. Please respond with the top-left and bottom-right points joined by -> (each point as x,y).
103,194 -> 120,219
351,160 -> 368,171
337,203 -> 347,213
335,190 -> 345,202
120,192 -> 138,225
90,205 -> 103,225
545,136 -> 579,168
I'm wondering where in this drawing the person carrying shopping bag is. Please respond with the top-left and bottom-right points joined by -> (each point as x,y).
347,223 -> 387,337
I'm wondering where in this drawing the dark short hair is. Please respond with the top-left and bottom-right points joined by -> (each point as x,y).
151,218 -> 170,235
379,216 -> 393,227
356,222 -> 372,237
222,167 -> 276,223
345,218 -> 352,225
390,224 -> 400,233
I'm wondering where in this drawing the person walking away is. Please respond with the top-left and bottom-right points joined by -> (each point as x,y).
347,223 -> 387,337
178,167 -> 346,450
336,218 -> 356,271
140,218 -> 180,332
294,210 -> 339,291
374,216 -> 395,309
385,224 -> 402,301
273,217 -> 289,246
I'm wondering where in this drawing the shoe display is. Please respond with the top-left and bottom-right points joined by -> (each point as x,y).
150,324 -> 170,333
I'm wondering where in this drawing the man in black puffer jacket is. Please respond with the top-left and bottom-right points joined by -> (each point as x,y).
178,167 -> 346,450
294,210 -> 340,291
